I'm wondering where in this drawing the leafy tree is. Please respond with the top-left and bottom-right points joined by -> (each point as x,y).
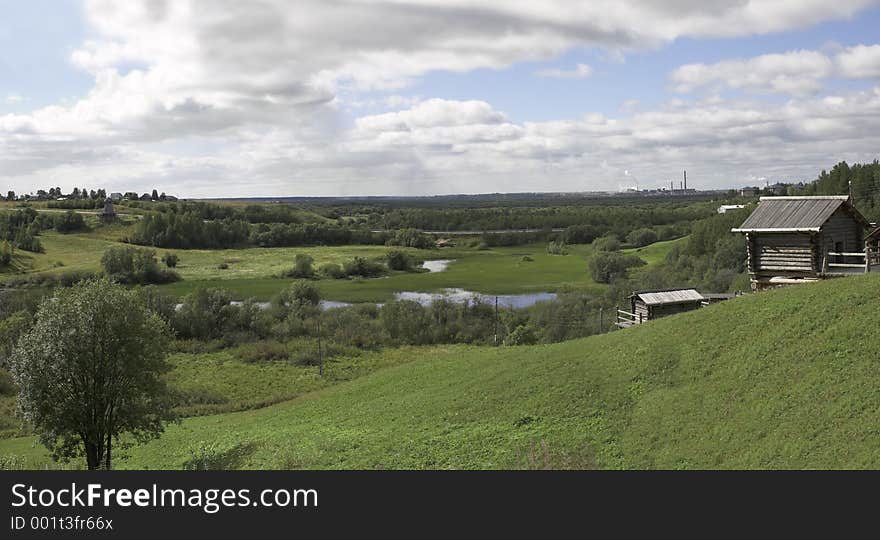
174,288 -> 235,340
625,228 -> 658,247
9,279 -> 175,469
562,224 -> 601,244
54,210 -> 86,233
588,252 -> 645,283
389,228 -> 434,249
101,246 -> 179,285
278,280 -> 321,310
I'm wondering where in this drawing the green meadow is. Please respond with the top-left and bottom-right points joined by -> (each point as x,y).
4,272 -> 880,469
1,218 -> 638,301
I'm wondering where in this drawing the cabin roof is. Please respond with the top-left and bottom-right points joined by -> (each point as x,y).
629,288 -> 704,306
731,196 -> 869,233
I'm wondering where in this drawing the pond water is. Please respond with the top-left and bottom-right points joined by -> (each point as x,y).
177,289 -> 555,312
420,259 -> 455,272
393,288 -> 556,309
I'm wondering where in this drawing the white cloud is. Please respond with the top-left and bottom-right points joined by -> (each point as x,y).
536,64 -> 593,79
6,87 -> 880,197
836,44 -> 880,78
671,50 -> 835,95
672,44 -> 880,96
3,0 -> 880,195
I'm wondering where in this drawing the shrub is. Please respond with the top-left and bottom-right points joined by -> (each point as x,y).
173,288 -> 235,340
343,256 -> 386,278
183,441 -> 253,470
0,241 -> 12,266
0,455 -> 25,471
319,305 -> 383,349
136,285 -> 178,322
592,235 -> 621,252
386,250 -> 415,271
562,224 -> 601,245
547,240 -> 567,255
284,254 -> 315,278
389,228 -> 434,249
217,263 -> 229,270
588,252 -> 645,283
101,246 -> 180,285
0,368 -> 16,395
54,211 -> 87,233
318,262 -> 345,279
625,228 -> 658,247
505,324 -> 539,346
380,300 -> 432,345
235,340 -> 290,363
162,253 -> 179,268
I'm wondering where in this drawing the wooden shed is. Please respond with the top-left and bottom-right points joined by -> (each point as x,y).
617,288 -> 705,327
731,196 -> 877,289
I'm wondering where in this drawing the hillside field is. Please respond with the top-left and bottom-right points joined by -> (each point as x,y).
3,272 -> 880,469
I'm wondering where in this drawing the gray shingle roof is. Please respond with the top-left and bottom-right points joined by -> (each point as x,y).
631,289 -> 704,306
732,196 -> 860,232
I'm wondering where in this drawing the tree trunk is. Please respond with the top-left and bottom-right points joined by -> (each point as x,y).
84,440 -> 100,470
105,432 -> 112,470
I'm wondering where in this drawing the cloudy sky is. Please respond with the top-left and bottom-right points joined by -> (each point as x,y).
2,1 -> 880,197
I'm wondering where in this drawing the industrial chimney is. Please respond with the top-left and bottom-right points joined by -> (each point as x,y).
684,170 -> 687,191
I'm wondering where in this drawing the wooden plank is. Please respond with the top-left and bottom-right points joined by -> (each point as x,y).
756,265 -> 814,271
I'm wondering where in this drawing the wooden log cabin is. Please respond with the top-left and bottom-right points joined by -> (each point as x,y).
731,196 -> 878,290
616,288 -> 705,327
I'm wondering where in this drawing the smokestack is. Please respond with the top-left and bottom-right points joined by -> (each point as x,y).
671,180 -> 674,192
684,170 -> 687,191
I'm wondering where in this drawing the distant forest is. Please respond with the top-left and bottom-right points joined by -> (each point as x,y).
799,160 -> 880,220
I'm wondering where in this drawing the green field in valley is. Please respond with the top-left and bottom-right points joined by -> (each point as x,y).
3,272 -> 879,469
1,220 -> 658,301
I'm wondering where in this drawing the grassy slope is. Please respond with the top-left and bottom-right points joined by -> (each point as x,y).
0,345 -> 433,440
621,236 -> 686,265
4,272 -> 880,469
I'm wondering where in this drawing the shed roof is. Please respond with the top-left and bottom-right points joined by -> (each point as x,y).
630,288 -> 704,306
731,196 -> 868,233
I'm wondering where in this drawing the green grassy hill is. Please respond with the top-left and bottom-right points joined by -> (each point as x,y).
4,273 -> 880,469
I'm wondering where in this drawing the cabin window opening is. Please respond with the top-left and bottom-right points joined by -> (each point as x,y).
835,241 -> 843,253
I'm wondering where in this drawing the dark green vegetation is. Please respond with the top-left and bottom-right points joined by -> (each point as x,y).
10,279 -> 175,469
4,272 -> 880,469
799,160 -> 880,220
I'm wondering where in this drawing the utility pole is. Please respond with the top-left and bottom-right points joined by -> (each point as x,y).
316,318 -> 324,377
494,296 -> 499,346
598,307 -> 603,334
